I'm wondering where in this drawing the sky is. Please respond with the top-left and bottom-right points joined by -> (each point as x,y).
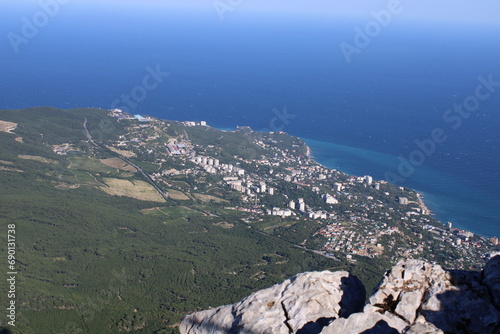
3,0 -> 500,26
181,0 -> 500,24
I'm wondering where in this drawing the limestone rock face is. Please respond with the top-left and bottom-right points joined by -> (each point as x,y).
179,256 -> 500,334
323,259 -> 499,334
179,271 -> 365,334
483,254 -> 500,309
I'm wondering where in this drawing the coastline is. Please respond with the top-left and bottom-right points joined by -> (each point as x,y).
297,134 -> 497,239
141,117 -> 496,239
215,124 -> 437,224
416,192 -> 432,216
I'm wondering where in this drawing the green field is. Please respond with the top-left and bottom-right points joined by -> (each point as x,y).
0,108 -> 386,333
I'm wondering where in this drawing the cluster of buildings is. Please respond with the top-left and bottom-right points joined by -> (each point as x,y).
167,142 -> 190,155
52,143 -> 81,155
323,193 -> 339,204
103,109 -> 499,270
183,121 -> 207,127
289,198 -> 306,212
424,223 -> 484,246
109,109 -> 155,122
268,207 -> 295,217
268,199 -> 333,220
192,156 -> 245,177
224,178 -> 274,196
317,220 -> 399,258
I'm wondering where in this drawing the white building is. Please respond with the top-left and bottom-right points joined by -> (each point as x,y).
270,207 -> 294,217
298,198 -> 305,212
322,194 -> 339,205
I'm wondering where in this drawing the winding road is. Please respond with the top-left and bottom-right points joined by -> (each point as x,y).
83,117 -> 169,201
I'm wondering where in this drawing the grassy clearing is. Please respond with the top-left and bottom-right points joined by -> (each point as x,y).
18,154 -> 59,164
100,157 -> 137,172
140,207 -> 170,216
166,189 -> 191,200
212,221 -> 234,229
68,157 -> 111,171
106,145 -> 136,158
59,170 -> 100,187
162,206 -> 206,216
0,120 -> 17,133
193,193 -> 228,203
0,166 -> 23,173
169,180 -> 191,189
261,220 -> 296,231
101,178 -> 165,202
54,182 -> 80,190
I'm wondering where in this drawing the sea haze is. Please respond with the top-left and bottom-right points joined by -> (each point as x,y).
1,4 -> 499,236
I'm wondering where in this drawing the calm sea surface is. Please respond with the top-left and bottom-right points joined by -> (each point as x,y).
1,8 -> 499,236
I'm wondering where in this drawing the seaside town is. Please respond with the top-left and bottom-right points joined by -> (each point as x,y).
3,106 -> 500,333
70,109 -> 500,269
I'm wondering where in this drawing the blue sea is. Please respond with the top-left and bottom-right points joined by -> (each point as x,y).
1,3 -> 499,236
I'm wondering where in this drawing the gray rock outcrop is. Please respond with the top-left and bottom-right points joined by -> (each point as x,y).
180,256 -> 500,334
179,271 -> 365,334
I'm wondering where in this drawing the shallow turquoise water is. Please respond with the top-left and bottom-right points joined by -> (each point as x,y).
303,138 -> 500,238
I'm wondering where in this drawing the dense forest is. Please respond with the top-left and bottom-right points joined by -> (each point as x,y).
0,108 -> 386,333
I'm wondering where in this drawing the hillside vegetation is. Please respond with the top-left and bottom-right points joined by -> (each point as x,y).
0,108 -> 386,333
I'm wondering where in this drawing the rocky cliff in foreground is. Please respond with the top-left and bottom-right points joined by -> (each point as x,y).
180,255 -> 500,334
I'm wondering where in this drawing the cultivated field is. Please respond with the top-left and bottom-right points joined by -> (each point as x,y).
101,178 -> 165,202
100,157 -> 137,172
166,189 -> 191,200
106,145 -> 136,158
68,157 -> 117,173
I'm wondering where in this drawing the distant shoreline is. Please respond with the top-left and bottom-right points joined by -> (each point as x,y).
416,192 -> 432,216
212,122 -> 491,238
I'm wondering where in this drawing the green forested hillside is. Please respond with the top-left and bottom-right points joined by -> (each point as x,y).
0,108 -> 385,333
